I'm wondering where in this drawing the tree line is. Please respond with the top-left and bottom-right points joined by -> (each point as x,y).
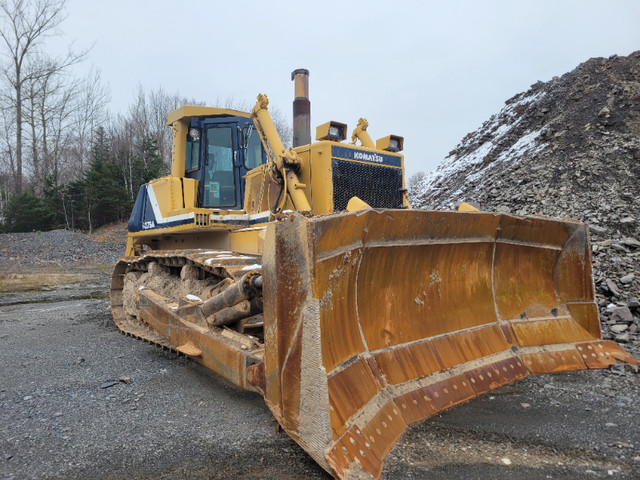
0,0 -> 208,232
0,0 -> 292,233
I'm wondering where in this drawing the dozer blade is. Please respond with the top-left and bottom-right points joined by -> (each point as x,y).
259,210 -> 638,480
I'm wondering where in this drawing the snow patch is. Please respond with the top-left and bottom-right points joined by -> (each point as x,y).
494,128 -> 546,164
235,226 -> 267,232
205,255 -> 253,265
417,89 -> 548,205
241,263 -> 262,271
451,127 -> 546,196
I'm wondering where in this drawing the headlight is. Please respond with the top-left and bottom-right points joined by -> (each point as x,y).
329,125 -> 343,138
376,135 -> 403,152
316,121 -> 347,141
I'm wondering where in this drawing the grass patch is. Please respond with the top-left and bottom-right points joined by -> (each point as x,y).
0,273 -> 94,293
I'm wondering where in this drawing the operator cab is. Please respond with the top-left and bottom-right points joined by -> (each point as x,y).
184,115 -> 266,210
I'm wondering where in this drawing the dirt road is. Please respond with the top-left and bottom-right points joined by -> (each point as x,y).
1,277 -> 639,480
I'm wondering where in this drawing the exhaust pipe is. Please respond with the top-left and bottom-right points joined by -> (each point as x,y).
291,68 -> 310,147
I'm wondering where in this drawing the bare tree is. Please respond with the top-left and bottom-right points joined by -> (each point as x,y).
0,105 -> 16,207
109,112 -> 134,197
269,105 -> 293,148
0,0 -> 86,194
219,95 -> 293,147
123,85 -> 202,171
23,55 -> 70,185
148,86 -> 196,165
66,67 -> 109,175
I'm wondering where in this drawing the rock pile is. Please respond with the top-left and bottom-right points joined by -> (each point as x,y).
411,51 -> 640,350
0,228 -> 125,271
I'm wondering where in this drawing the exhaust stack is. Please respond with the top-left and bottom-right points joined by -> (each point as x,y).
291,69 -> 310,147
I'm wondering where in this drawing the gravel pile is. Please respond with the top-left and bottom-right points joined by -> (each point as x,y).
0,228 -> 126,271
411,51 -> 640,352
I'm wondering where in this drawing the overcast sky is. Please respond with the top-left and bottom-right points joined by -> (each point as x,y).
57,0 -> 640,177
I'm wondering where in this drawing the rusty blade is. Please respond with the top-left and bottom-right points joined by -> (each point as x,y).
259,210 -> 637,480
576,340 -> 640,368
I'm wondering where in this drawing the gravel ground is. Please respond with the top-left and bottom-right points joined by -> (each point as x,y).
1,296 -> 638,480
0,298 -> 327,480
0,226 -> 125,274
0,227 -> 639,479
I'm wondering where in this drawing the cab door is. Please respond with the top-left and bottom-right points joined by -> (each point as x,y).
202,124 -> 238,208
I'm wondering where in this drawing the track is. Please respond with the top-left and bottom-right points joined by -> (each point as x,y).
110,249 -> 263,350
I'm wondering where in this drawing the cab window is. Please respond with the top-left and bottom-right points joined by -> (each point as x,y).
203,127 -> 235,207
185,129 -> 200,172
243,126 -> 265,170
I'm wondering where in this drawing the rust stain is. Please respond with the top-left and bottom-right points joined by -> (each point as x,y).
327,357 -> 382,439
510,316 -> 596,346
576,340 -> 640,368
521,348 -> 587,374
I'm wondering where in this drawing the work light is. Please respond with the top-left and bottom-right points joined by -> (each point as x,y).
376,134 -> 404,152
316,121 -> 347,141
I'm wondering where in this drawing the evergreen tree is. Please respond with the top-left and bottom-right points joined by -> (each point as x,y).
3,191 -> 55,232
136,136 -> 164,186
42,175 -> 67,229
64,179 -> 88,231
82,127 -> 130,231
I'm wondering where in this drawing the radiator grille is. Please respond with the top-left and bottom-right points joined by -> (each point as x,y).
332,160 -> 404,211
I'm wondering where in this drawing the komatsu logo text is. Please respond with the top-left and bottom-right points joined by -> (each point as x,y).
353,151 -> 384,163
331,145 -> 402,167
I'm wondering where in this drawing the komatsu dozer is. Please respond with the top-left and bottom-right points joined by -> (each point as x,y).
110,70 -> 638,479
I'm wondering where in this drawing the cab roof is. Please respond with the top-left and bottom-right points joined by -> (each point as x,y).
166,105 -> 251,125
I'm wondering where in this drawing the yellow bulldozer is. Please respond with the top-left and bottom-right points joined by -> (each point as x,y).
110,70 -> 638,479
